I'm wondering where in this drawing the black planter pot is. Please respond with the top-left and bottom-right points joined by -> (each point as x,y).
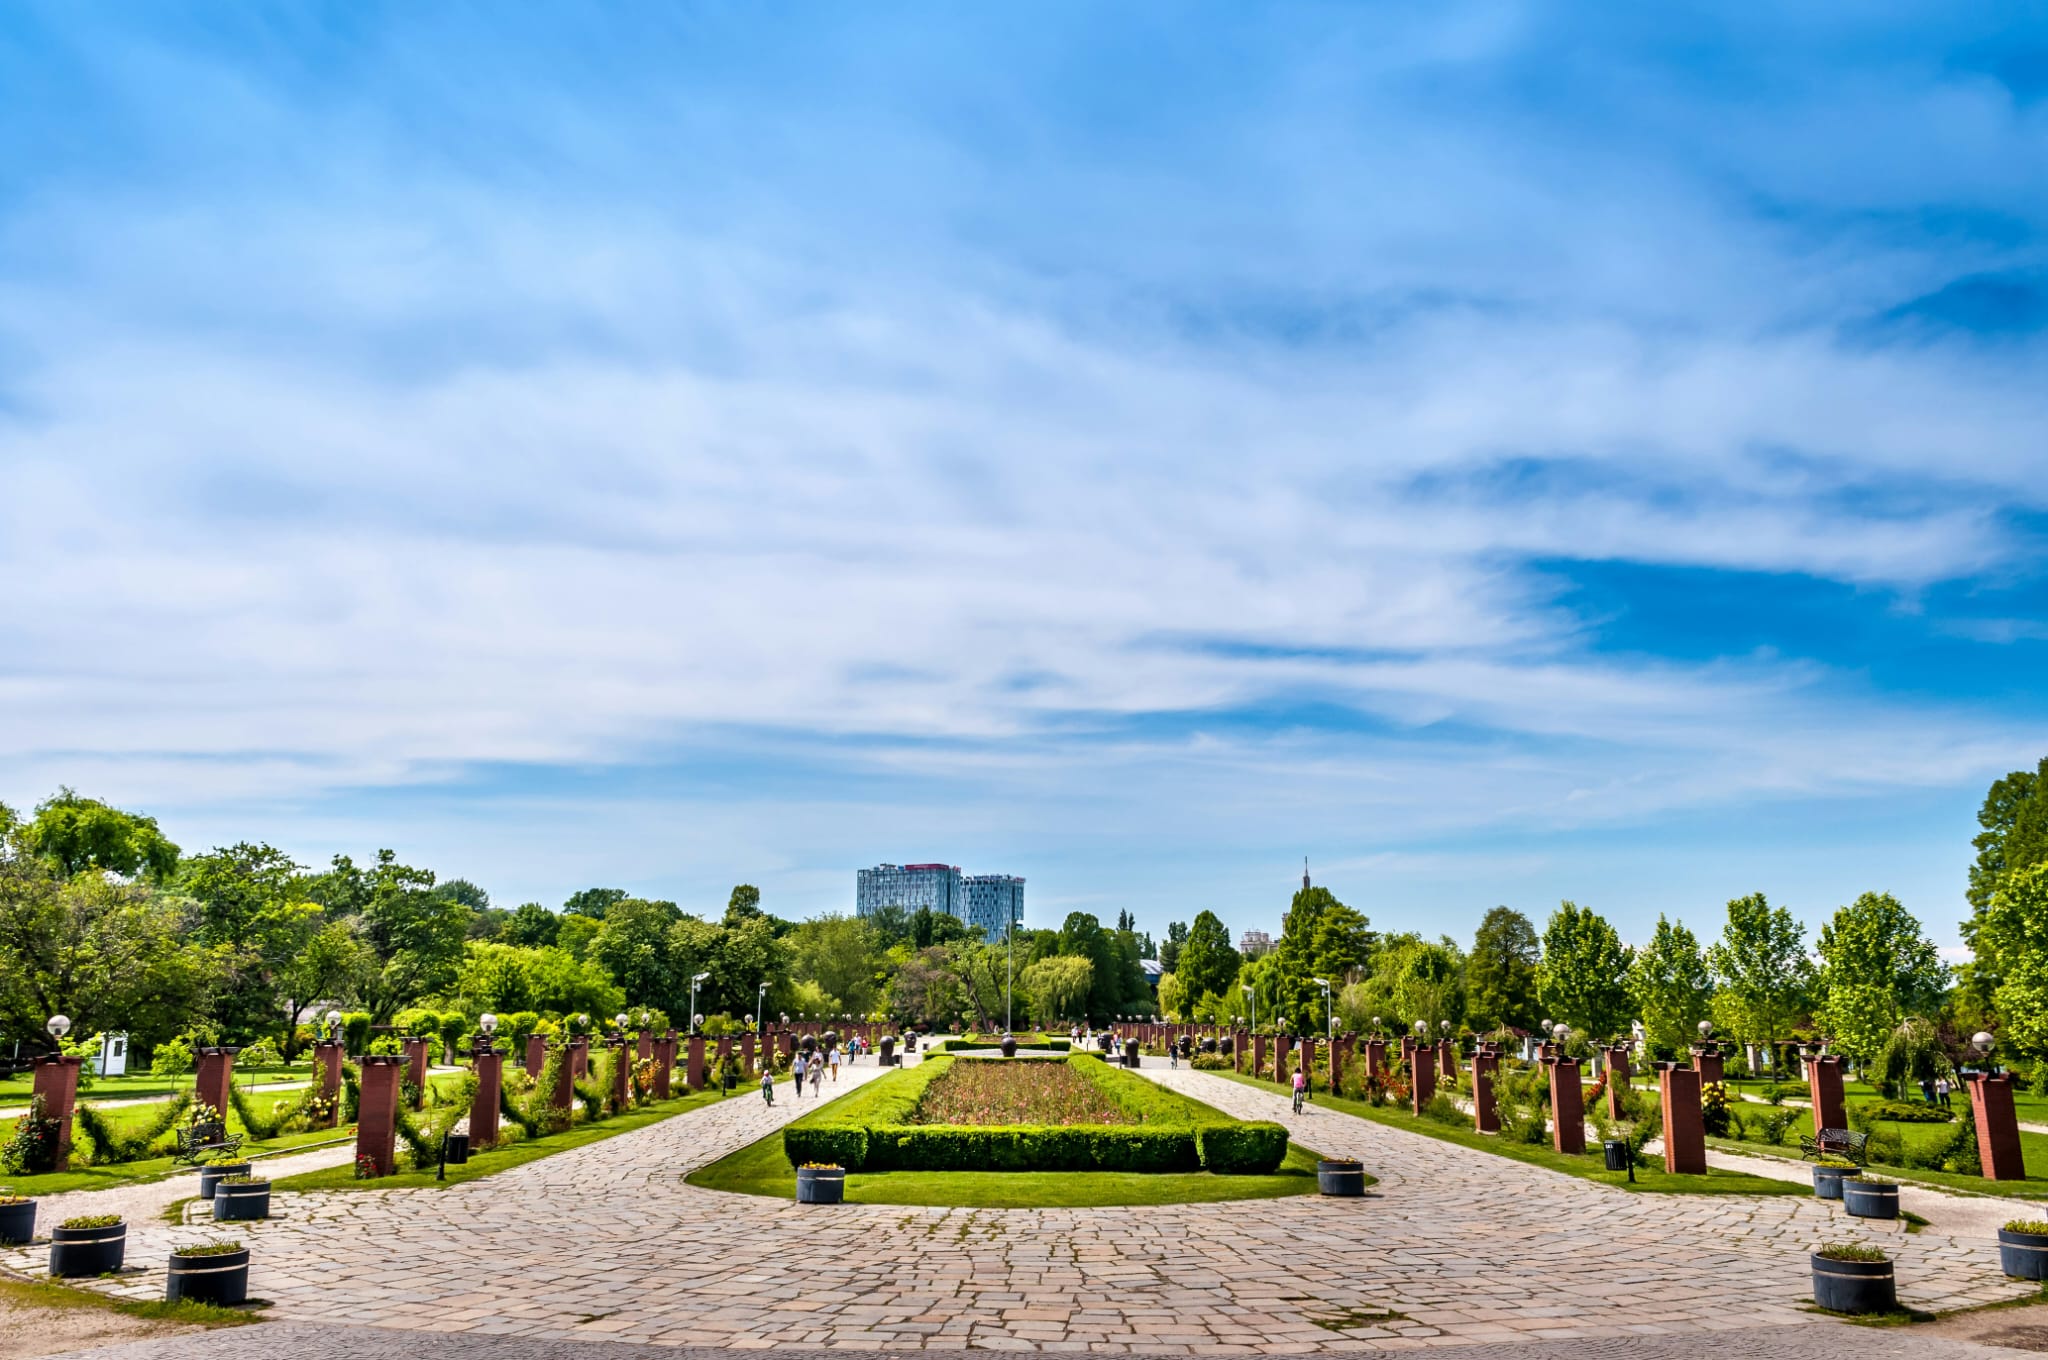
197,1163 -> 252,1201
49,1220 -> 126,1278
1999,1227 -> 2048,1281
443,1132 -> 471,1165
1811,1253 -> 1895,1315
0,1199 -> 35,1246
1316,1159 -> 1366,1197
165,1246 -> 249,1306
1811,1165 -> 1856,1200
212,1180 -> 272,1222
1001,1039 -> 1019,1058
1843,1180 -> 1899,1221
795,1167 -> 846,1205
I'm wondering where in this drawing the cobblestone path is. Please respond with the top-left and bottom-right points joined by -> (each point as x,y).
2,1058 -> 2034,1353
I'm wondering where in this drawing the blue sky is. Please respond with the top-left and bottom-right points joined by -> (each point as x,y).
2,4 -> 2045,954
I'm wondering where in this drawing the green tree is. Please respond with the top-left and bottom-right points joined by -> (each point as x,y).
1974,862 -> 2048,1058
1021,954 -> 1094,1024
0,862 -> 211,1056
182,842 -> 340,1053
1965,757 -> 2048,997
18,789 -> 180,882
1270,886 -> 1373,1031
562,887 -> 626,919
316,851 -> 468,1019
590,898 -> 684,1009
1155,970 -> 1186,1021
1815,891 -> 1948,1061
786,914 -> 884,1015
1159,920 -> 1190,973
1627,914 -> 1712,1055
1465,907 -> 1539,1032
724,884 -> 764,925
1704,892 -> 1810,1069
1536,901 -> 1632,1039
1175,910 -> 1241,1006
501,901 -> 561,948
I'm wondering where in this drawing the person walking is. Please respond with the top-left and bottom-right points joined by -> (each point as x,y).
1935,1075 -> 1952,1110
760,1067 -> 776,1106
828,1044 -> 841,1084
791,1058 -> 804,1099
808,1051 -> 824,1095
1291,1067 -> 1308,1115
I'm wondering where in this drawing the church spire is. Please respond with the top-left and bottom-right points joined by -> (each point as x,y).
1303,856 -> 1310,890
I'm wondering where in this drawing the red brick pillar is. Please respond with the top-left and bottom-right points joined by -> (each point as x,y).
1400,1035 -> 1416,1066
1274,1036 -> 1291,1087
524,1033 -> 547,1074
715,1036 -> 733,1087
1411,1046 -> 1436,1115
741,1033 -> 756,1076
610,1040 -> 631,1109
653,1032 -> 676,1099
1438,1038 -> 1456,1090
193,1046 -> 237,1120
355,1055 -> 403,1177
1807,1054 -> 1847,1132
1366,1039 -> 1385,1081
778,1031 -> 795,1066
1546,1057 -> 1585,1154
1603,1045 -> 1633,1120
687,1035 -> 707,1091
1658,1063 -> 1706,1174
30,1056 -> 83,1171
1328,1036 -> 1345,1093
470,1046 -> 502,1149
569,1038 -> 590,1079
637,1029 -> 654,1063
402,1036 -> 430,1108
1968,1073 -> 2028,1180
1253,1034 -> 1269,1080
1691,1046 -> 1724,1085
315,1042 -> 345,1128
1299,1036 -> 1315,1088
1471,1049 -> 1500,1132
551,1044 -> 576,1110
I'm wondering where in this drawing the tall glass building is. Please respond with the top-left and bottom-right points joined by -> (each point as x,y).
856,863 -> 1023,944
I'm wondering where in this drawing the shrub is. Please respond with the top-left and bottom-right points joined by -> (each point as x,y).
1815,1242 -> 1887,1263
1815,1155 -> 1859,1169
1701,1082 -> 1732,1137
861,1124 -> 1199,1173
172,1240 -> 243,1256
150,1034 -> 196,1078
1859,1100 -> 1954,1124
75,1092 -> 192,1165
237,1037 -> 283,1068
1197,1122 -> 1288,1173
783,1125 -> 869,1169
342,1013 -> 373,1056
1420,1093 -> 1463,1127
0,1096 -> 61,1175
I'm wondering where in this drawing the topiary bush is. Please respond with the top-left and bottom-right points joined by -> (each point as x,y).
783,1124 -> 869,1169
1197,1122 -> 1288,1173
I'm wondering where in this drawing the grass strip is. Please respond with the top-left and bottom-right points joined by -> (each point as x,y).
269,1087 -> 737,1192
1213,1071 -> 1804,1196
0,1275 -> 262,1328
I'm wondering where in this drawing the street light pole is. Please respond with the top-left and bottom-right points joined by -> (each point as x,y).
1242,983 -> 1256,1036
1005,913 -> 1014,1033
690,972 -> 710,1034
757,983 -> 768,1035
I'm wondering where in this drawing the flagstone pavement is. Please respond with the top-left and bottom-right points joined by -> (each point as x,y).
4,1059 -> 2037,1353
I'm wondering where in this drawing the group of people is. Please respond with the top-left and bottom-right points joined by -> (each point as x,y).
1917,1074 -> 1956,1109
760,1037 -> 862,1105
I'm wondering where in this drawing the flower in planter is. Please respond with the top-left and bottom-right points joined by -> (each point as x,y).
171,1239 -> 244,1257
2003,1218 -> 2048,1235
798,1162 -> 843,1171
58,1214 -> 122,1230
1814,1242 -> 1887,1263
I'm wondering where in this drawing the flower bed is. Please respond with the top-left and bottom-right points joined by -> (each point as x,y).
913,1059 -> 1133,1127
782,1056 -> 1287,1174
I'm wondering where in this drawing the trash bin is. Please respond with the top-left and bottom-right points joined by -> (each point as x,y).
1603,1140 -> 1629,1171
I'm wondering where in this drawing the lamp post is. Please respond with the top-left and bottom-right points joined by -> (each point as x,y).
325,1008 -> 343,1045
689,974 -> 709,1034
478,1012 -> 497,1050
1004,912 -> 1015,1033
1242,983 -> 1256,1036
1313,978 -> 1333,1040
1973,1030 -> 1996,1075
756,984 -> 768,1035
46,1013 -> 70,1046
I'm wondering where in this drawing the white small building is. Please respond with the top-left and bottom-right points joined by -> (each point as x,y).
95,1032 -> 129,1077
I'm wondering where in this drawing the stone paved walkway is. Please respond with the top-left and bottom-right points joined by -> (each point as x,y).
3,1059 -> 2035,1352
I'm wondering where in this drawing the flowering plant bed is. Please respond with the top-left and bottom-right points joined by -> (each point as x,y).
914,1060 -> 1133,1127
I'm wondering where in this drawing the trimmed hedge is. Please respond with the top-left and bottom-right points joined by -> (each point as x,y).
781,1054 -> 1289,1174
1197,1122 -> 1290,1174
930,1038 -> 1073,1053
1861,1100 -> 1954,1125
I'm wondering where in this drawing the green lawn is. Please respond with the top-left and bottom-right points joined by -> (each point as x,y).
689,1122 -> 1333,1206
0,1124 -> 349,1197
0,1066 -> 320,1110
268,1087 -> 741,1192
1216,1071 -> 1805,1196
0,1274 -> 263,1328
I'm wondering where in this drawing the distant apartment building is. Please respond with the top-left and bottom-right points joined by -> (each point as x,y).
1238,929 -> 1274,958
856,863 -> 1024,944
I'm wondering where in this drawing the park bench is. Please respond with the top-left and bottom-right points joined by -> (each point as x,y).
1798,1128 -> 1868,1165
172,1118 -> 245,1166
